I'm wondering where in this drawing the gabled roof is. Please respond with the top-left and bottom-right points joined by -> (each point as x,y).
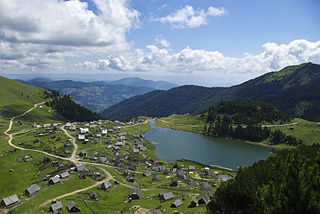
101,181 -> 111,190
171,199 -> 183,208
188,198 -> 198,208
67,201 -> 81,212
129,188 -> 140,199
201,182 -> 212,191
159,192 -> 174,201
198,194 -> 210,204
26,184 -> 40,195
89,191 -> 98,200
143,171 -> 151,176
60,171 -> 70,178
98,156 -> 108,163
152,173 -> 159,181
50,201 -> 63,212
2,194 -> 19,206
188,179 -> 199,186
75,163 -> 86,172
189,166 -> 196,170
48,176 -> 60,184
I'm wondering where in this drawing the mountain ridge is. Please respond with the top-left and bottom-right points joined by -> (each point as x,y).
102,62 -> 320,121
19,78 -> 178,113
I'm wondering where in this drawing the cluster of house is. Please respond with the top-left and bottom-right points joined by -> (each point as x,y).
48,190 -> 100,213
69,121 -> 150,169
49,200 -> 81,213
1,155 -> 107,212
2,118 -> 233,212
1,184 -> 41,207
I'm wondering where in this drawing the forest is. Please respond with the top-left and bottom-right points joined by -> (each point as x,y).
206,144 -> 320,214
204,101 -> 300,146
45,92 -> 102,122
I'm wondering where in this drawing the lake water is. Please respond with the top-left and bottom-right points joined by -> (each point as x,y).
144,121 -> 273,171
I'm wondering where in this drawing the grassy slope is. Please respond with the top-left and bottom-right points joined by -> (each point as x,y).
0,77 -> 233,213
0,76 -> 45,119
269,118 -> 320,145
155,114 -> 206,134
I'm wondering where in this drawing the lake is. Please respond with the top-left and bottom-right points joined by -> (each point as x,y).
144,121 -> 273,171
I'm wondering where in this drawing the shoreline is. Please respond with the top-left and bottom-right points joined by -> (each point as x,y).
145,120 -> 270,172
154,120 -> 282,151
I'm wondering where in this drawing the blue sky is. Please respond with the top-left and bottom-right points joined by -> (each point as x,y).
128,0 -> 320,56
0,0 -> 319,86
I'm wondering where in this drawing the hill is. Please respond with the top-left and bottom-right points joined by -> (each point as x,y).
206,144 -> 320,214
206,100 -> 290,124
102,85 -> 225,121
45,94 -> 102,122
21,78 -> 177,113
21,80 -> 155,113
102,63 -> 320,121
0,76 -> 47,119
0,77 -> 101,124
108,77 -> 178,90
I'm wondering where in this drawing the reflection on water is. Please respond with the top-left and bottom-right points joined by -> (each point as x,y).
145,121 -> 272,171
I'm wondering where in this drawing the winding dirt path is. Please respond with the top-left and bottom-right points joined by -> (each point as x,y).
4,102 -> 152,211
60,125 -> 78,161
262,122 -> 298,128
39,166 -> 113,207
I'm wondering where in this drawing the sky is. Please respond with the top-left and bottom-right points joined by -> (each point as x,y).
0,0 -> 319,86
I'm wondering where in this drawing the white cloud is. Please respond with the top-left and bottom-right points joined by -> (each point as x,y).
0,0 -> 139,48
155,35 -> 170,48
0,0 -> 140,72
155,5 -> 227,29
77,39 -> 320,81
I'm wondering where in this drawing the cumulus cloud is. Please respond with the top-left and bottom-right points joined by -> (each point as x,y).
0,0 -> 139,48
78,39 -> 320,77
0,0 -> 140,72
155,35 -> 170,48
155,5 -> 227,28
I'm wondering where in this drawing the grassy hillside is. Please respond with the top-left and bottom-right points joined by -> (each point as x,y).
102,63 -> 320,121
0,76 -> 46,118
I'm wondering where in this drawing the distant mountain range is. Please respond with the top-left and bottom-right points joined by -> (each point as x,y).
17,78 -> 178,113
107,77 -> 178,90
102,63 -> 320,121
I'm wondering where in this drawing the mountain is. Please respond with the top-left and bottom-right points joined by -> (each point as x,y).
0,76 -> 102,123
102,86 -> 225,120
21,80 -> 156,113
102,63 -> 320,121
27,77 -> 53,83
107,77 -> 178,90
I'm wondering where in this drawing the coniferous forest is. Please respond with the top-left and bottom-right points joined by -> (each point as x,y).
206,144 -> 320,214
45,93 -> 102,122
203,100 -> 301,146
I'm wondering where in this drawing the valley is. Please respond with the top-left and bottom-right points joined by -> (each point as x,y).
19,78 -> 178,113
1,63 -> 320,214
0,78 -> 234,214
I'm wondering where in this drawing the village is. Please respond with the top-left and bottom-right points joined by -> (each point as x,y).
2,110 -> 234,214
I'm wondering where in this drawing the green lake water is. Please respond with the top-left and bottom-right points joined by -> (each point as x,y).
145,122 -> 273,170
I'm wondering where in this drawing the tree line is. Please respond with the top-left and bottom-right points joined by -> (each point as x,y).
45,91 -> 102,122
206,144 -> 320,214
203,101 -> 300,146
